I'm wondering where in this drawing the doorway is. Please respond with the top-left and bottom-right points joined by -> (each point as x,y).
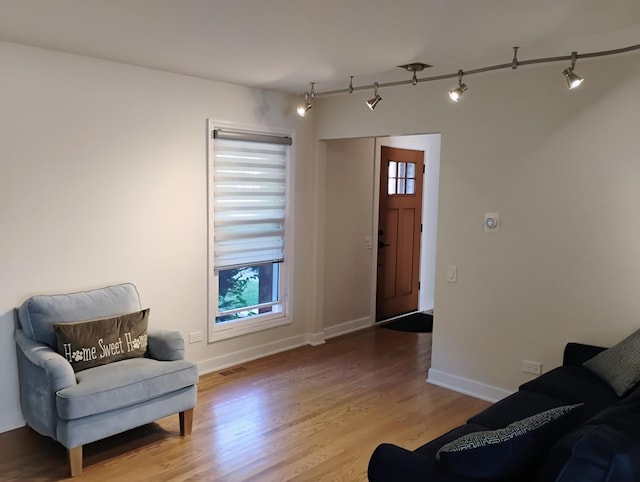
376,146 -> 424,321
373,134 -> 440,323
317,134 -> 440,335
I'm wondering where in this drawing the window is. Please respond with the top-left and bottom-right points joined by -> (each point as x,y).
387,161 -> 416,195
208,125 -> 292,340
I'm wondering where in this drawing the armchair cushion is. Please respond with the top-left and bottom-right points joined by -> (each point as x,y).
53,309 -> 149,372
56,357 -> 198,420
18,283 -> 141,347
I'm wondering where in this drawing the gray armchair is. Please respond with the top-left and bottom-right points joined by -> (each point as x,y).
14,283 -> 198,476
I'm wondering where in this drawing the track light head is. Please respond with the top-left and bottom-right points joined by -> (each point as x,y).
449,84 -> 468,102
348,76 -> 354,94
297,101 -> 312,117
562,68 -> 584,89
449,70 -> 468,102
366,95 -> 382,110
296,91 -> 312,117
366,83 -> 382,110
563,52 -> 584,89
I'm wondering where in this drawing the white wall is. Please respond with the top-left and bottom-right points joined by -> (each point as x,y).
0,41 -> 315,432
314,52 -> 640,400
321,138 -> 375,330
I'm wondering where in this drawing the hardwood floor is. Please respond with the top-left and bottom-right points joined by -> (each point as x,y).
0,327 -> 490,481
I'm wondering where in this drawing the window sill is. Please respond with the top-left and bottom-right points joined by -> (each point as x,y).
208,314 -> 291,343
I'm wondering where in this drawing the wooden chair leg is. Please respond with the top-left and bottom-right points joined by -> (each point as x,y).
68,445 -> 83,477
179,408 -> 194,436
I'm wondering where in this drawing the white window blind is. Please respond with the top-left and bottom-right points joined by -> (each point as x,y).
212,132 -> 289,271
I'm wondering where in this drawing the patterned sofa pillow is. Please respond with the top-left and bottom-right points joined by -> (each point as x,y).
436,403 -> 584,479
54,309 -> 149,372
583,328 -> 640,396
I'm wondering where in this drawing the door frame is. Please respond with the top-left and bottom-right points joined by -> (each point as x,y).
371,134 -> 441,322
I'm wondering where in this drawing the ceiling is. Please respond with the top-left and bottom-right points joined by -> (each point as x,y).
1,0 -> 639,95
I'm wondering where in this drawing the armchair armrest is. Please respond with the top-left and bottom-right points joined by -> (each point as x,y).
563,342 -> 607,367
147,327 -> 185,361
15,329 -> 76,390
14,329 -> 77,438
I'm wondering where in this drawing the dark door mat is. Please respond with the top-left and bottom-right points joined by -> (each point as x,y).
380,312 -> 433,333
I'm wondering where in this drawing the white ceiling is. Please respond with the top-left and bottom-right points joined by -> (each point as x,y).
1,0 -> 639,94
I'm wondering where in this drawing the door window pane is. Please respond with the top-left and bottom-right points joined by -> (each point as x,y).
388,160 -> 418,196
388,161 -> 397,178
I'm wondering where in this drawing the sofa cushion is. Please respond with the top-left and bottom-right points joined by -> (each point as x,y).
521,384 -> 640,481
583,328 -> 640,396
585,387 -> 640,439
436,404 -> 584,480
468,390 -> 569,430
369,424 -> 489,482
413,423 -> 490,458
54,309 -> 149,372
56,357 -> 198,419
563,342 -> 608,366
519,366 -> 619,416
539,425 -> 640,482
18,283 -> 142,348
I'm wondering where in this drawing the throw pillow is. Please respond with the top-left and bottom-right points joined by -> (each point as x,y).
54,309 -> 149,372
583,328 -> 640,396
435,403 -> 584,480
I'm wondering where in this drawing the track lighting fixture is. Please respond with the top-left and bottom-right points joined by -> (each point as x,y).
366,82 -> 382,110
398,62 -> 431,86
296,82 -> 315,117
449,70 -> 468,102
511,47 -> 519,69
296,92 -> 312,117
562,51 -> 584,89
294,44 -> 639,116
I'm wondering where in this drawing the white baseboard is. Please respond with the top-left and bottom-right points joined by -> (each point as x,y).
0,411 -> 25,433
197,334 -> 310,376
307,332 -> 326,346
427,368 -> 513,403
197,318 -> 372,375
323,316 -> 372,340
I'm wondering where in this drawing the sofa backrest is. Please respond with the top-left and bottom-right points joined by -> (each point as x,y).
18,283 -> 142,348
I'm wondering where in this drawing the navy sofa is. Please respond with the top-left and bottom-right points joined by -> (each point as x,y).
368,342 -> 640,481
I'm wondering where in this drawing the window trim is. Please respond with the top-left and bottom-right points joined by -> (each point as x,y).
207,120 -> 294,342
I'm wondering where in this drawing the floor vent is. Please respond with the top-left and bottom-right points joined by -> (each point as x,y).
219,366 -> 247,376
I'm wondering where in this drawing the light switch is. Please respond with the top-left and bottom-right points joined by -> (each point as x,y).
447,265 -> 457,283
363,236 -> 372,249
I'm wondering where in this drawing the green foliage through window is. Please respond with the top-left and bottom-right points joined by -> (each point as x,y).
216,263 -> 279,323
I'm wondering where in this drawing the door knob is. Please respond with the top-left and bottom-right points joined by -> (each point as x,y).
378,241 -> 391,249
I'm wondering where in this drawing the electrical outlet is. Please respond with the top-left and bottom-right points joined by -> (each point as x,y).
522,360 -> 542,375
189,331 -> 203,344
